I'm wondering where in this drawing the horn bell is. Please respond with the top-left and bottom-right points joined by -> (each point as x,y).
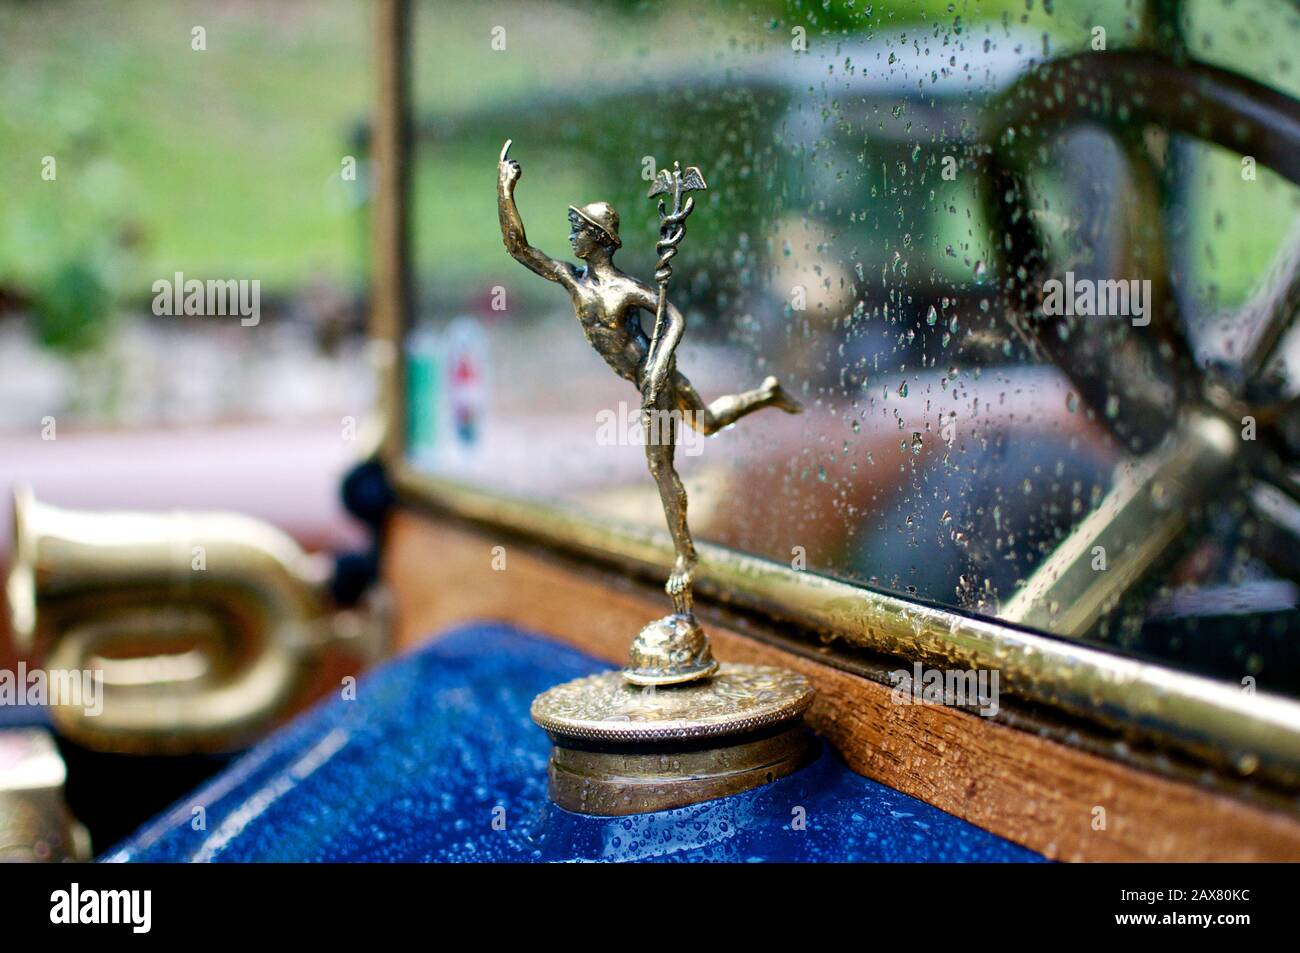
5,486 -> 338,754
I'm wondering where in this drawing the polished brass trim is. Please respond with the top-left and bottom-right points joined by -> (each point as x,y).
1002,409 -> 1240,636
392,466 -> 1300,786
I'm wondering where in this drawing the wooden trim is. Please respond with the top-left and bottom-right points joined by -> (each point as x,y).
371,0 -> 410,464
391,468 -> 1300,789
384,508 -> 1300,862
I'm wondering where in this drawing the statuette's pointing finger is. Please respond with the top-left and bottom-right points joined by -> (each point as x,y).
500,139 -> 513,163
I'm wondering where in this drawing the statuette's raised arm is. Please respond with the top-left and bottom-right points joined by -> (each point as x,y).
497,141 -> 576,287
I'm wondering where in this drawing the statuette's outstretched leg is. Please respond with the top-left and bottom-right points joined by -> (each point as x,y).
639,370 -> 801,630
675,373 -> 802,435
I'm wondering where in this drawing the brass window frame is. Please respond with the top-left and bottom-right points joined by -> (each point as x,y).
370,0 -> 1300,789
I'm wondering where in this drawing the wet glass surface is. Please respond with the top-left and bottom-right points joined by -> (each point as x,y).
403,2 -> 1300,697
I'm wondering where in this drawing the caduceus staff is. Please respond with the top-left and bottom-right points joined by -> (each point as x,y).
643,162 -> 707,409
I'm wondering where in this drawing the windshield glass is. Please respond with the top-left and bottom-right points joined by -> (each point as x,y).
404,0 -> 1300,701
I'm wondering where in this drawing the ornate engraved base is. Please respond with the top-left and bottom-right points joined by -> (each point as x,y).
623,612 -> 719,685
531,663 -> 816,815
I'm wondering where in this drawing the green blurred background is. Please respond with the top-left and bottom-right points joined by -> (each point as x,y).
0,0 -> 1296,367
0,0 -> 370,352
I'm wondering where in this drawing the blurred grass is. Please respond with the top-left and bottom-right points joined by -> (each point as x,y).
0,0 -> 370,299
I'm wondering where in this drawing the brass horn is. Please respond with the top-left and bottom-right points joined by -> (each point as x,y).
5,487 -> 361,754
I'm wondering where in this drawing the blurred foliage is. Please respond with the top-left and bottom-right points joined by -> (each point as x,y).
32,256 -> 112,353
0,0 -> 370,349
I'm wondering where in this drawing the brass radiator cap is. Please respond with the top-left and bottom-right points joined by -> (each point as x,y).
532,664 -> 815,815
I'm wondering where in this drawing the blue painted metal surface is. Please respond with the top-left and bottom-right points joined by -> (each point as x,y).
104,624 -> 1044,862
